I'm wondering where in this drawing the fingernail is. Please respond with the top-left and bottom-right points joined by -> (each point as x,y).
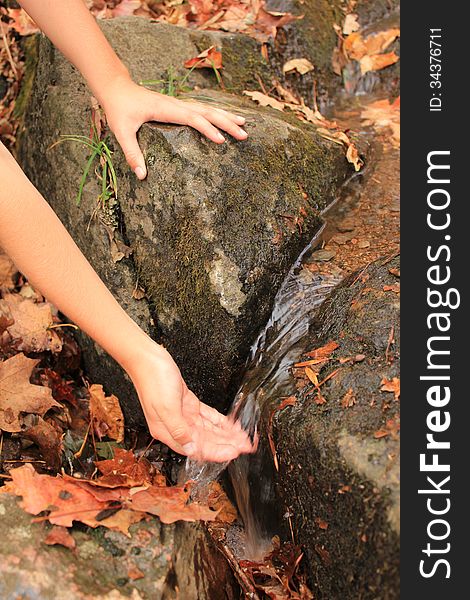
239,128 -> 248,137
183,442 -> 196,455
237,116 -> 246,124
216,132 -> 225,142
135,166 -> 146,180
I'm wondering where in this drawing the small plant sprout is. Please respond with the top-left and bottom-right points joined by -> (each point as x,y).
50,124 -> 118,207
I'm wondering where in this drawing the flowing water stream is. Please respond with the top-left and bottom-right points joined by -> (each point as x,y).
185,217 -> 345,558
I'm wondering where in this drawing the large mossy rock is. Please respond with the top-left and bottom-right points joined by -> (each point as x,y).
0,493 -> 238,599
245,256 -> 400,599
18,18 -> 351,425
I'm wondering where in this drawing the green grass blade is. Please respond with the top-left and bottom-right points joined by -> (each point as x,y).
76,149 -> 99,206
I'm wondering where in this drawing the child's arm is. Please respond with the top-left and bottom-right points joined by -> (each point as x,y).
18,0 -> 248,179
0,142 -> 253,462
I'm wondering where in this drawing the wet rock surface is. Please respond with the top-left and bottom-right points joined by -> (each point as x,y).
273,255 -> 400,599
0,493 -> 238,599
17,17 -> 352,424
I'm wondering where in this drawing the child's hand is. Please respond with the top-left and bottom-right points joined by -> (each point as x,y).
128,341 -> 256,462
101,77 -> 248,180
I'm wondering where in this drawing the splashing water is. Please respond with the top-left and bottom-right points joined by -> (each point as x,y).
185,224 -> 343,558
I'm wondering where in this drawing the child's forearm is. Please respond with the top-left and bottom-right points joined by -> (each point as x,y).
0,143 -> 156,375
17,0 -> 130,105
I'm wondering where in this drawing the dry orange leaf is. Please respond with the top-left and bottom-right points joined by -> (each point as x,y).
184,45 -> 223,70
315,517 -> 329,530
341,388 -> 356,408
44,526 -> 76,550
0,354 -> 61,433
305,341 -> 340,360
89,383 -> 125,443
380,377 -> 400,400
383,284 -> 400,293
128,565 -> 145,581
344,28 -> 400,61
0,294 -> 62,353
94,448 -> 155,488
283,58 -> 314,75
128,484 -> 217,524
360,51 -> 399,74
243,90 -> 285,111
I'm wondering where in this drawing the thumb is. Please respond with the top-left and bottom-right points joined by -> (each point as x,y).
114,127 -> 147,180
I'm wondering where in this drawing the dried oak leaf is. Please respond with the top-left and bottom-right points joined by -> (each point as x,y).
283,58 -> 314,75
3,464 -> 145,535
243,90 -> 285,111
267,396 -> 297,471
360,51 -> 399,75
344,28 -> 400,61
254,8 -> 303,42
89,383 -> 125,443
128,484 -> 218,524
184,46 -> 223,70
95,448 -> 154,488
0,293 -> 63,353
380,377 -> 400,400
0,354 -> 61,433
44,526 -> 76,550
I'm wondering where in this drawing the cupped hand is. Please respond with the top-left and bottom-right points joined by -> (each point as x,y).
128,342 -> 256,462
100,77 -> 248,180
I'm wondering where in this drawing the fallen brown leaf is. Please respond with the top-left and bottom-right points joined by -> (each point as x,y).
380,377 -> 400,400
95,448 -> 154,488
341,388 -> 356,408
128,565 -> 145,581
243,90 -> 285,111
0,354 -> 61,433
44,526 -> 76,550
305,341 -> 339,360
89,383 -> 125,443
0,294 -> 63,353
184,45 -> 223,70
360,51 -> 399,74
283,58 -> 314,75
128,484 -> 217,524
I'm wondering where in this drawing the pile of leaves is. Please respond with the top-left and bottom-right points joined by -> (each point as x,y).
86,0 -> 300,43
